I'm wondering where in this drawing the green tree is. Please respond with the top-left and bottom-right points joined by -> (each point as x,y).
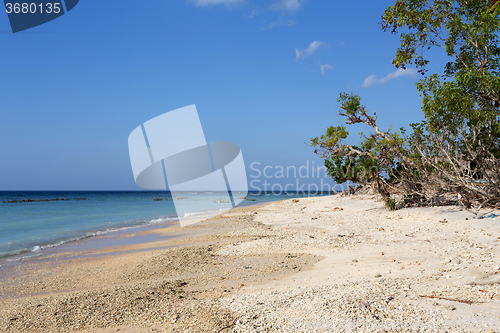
312,0 -> 500,210
383,0 -> 500,151
311,93 -> 405,206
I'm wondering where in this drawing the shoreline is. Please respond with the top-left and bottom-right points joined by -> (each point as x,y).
0,204 -> 263,269
1,194 -> 499,332
0,209 -> 216,263
0,192 -> 329,261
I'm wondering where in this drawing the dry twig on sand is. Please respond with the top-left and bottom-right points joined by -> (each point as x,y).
418,295 -> 487,305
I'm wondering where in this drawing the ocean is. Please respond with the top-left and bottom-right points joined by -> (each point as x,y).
0,191 -> 334,259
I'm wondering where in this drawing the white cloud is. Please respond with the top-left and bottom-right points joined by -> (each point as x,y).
262,18 -> 296,30
362,74 -> 379,88
190,0 -> 244,7
361,68 -> 417,88
295,41 -> 324,59
271,0 -> 301,11
320,63 -> 334,74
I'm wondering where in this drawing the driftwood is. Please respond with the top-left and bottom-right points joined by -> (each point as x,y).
418,295 -> 487,305
217,319 -> 238,332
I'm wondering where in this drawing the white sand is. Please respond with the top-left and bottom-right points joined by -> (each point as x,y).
218,194 -> 500,332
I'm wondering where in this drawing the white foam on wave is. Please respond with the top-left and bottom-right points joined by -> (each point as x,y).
182,208 -> 227,218
2,205 -> 231,261
13,215 -> 179,258
149,216 -> 178,224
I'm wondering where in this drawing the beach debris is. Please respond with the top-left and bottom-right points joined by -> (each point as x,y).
292,199 -> 300,203
479,213 -> 500,219
439,219 -> 448,223
360,301 -> 381,320
332,207 -> 344,211
378,227 -> 385,231
375,274 -> 382,278
217,318 -> 238,333
352,259 -> 358,263
418,295 -> 485,305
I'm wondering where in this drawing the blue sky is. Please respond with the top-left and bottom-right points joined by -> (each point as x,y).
0,0 -> 435,190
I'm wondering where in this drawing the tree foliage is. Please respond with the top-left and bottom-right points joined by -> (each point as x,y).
312,0 -> 500,211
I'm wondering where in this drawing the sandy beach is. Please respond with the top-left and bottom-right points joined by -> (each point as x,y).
1,194 -> 499,332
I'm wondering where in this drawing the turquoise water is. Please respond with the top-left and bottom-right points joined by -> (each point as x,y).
0,191 -> 334,258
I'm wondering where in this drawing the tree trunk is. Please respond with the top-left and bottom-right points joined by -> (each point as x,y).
374,178 -> 391,203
